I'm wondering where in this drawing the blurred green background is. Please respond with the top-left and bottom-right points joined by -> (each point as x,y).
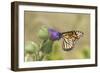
24,11 -> 90,61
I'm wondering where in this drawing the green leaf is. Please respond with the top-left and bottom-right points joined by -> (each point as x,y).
41,39 -> 53,54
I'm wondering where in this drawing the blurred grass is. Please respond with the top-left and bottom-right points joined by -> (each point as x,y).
82,48 -> 90,58
46,41 -> 64,60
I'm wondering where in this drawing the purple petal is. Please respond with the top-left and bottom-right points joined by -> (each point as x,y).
48,29 -> 61,41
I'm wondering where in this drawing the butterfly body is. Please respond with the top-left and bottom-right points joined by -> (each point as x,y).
48,29 -> 83,51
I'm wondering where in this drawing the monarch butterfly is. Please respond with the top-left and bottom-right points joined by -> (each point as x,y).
48,29 -> 84,51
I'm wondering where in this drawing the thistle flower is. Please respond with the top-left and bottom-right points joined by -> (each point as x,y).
48,29 -> 61,41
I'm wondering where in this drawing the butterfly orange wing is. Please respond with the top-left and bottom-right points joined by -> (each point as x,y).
62,31 -> 83,51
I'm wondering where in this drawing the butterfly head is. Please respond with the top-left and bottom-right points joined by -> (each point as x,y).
48,29 -> 61,41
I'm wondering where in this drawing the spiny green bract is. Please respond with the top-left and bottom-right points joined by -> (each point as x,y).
25,41 -> 39,54
37,26 -> 49,40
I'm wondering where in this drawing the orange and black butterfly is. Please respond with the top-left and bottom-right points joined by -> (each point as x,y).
61,31 -> 83,51
48,29 -> 84,51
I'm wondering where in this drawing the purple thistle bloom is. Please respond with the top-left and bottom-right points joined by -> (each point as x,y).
48,29 -> 61,41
